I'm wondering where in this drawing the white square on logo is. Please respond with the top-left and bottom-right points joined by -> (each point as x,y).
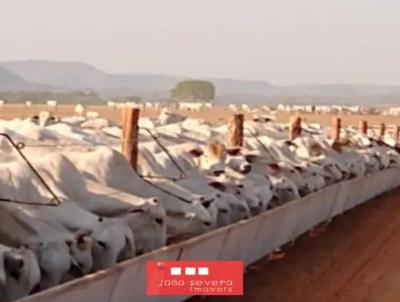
198,267 -> 209,275
185,267 -> 196,275
170,267 -> 181,275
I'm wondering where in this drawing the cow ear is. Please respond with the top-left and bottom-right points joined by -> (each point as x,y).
76,234 -> 91,251
208,181 -> 226,191
76,235 -> 85,245
76,234 -> 86,245
245,154 -> 257,163
65,240 -> 73,247
267,163 -> 281,171
189,148 -> 204,157
4,251 -> 24,277
285,140 -> 298,148
202,200 -> 213,208
294,166 -> 304,172
226,147 -> 241,156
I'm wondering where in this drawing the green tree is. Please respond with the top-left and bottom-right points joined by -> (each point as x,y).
171,80 -> 215,102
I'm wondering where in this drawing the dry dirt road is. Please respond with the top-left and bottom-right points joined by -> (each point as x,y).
190,187 -> 400,302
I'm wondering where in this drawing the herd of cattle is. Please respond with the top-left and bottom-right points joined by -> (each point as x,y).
0,109 -> 398,301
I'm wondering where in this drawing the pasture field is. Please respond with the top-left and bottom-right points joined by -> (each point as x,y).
0,104 -> 399,127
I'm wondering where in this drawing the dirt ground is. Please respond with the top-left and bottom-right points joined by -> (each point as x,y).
0,105 -> 399,127
189,187 -> 400,302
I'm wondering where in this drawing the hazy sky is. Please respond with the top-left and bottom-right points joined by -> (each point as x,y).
1,0 -> 400,84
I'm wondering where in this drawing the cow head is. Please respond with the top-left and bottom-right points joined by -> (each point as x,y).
165,203 -> 214,239
4,251 -> 24,282
10,247 -> 41,299
224,147 -> 253,174
32,111 -> 59,127
33,241 -> 72,289
196,143 -> 227,175
0,247 -> 41,301
272,178 -> 301,204
122,203 -> 167,254
66,233 -> 93,277
91,218 -> 134,272
189,143 -> 251,175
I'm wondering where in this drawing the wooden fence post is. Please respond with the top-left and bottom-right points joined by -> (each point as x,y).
359,120 -> 368,135
122,107 -> 140,170
379,123 -> 386,140
289,116 -> 302,140
332,117 -> 341,142
395,126 -> 400,141
227,114 -> 244,147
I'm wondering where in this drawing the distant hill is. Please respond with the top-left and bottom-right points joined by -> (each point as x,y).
1,61 -> 282,97
0,66 -> 57,91
3,61 -> 115,91
2,61 -> 183,97
2,60 -> 400,105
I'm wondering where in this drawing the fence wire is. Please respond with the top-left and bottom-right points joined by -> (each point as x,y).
0,133 -> 62,206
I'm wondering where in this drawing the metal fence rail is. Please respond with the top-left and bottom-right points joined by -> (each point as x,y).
18,168 -> 400,302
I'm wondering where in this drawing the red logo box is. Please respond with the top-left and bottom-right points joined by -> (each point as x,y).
147,260 -> 243,296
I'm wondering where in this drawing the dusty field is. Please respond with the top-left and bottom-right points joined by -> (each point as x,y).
0,105 -> 399,127
189,187 -> 400,302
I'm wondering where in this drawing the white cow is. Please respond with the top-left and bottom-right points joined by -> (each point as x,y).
179,102 -> 204,111
0,153 -> 140,270
241,104 -> 251,112
228,104 -> 238,112
0,244 -> 40,302
46,100 -> 57,108
62,147 -> 214,239
29,111 -> 58,128
107,101 -> 116,108
74,104 -> 85,117
85,111 -> 100,120
138,147 -> 247,225
157,109 -> 187,126
0,202 -> 85,290
26,152 -> 163,255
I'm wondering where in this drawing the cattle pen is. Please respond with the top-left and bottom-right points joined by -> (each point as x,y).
7,106 -> 400,302
17,169 -> 400,302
